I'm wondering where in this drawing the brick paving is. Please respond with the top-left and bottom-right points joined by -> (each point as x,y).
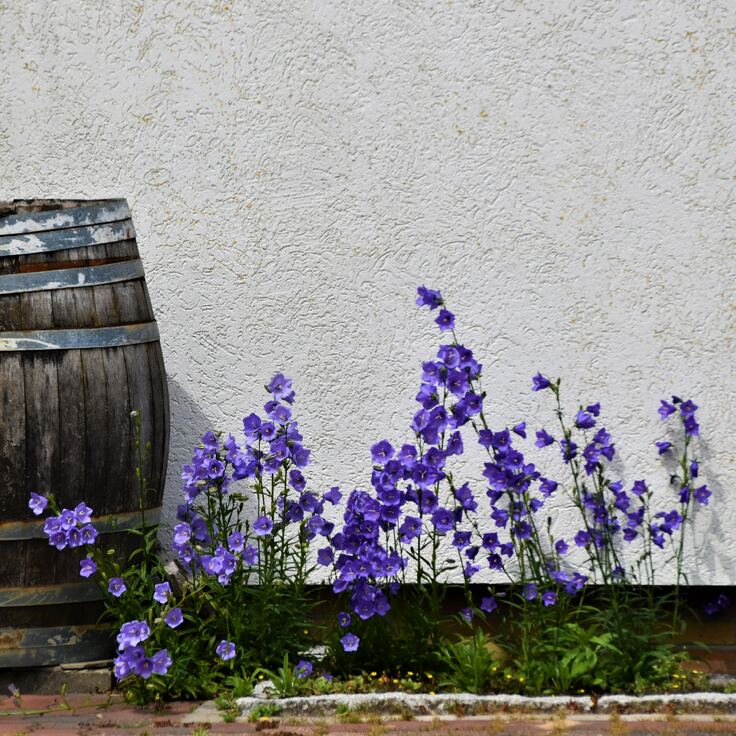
3,695 -> 736,735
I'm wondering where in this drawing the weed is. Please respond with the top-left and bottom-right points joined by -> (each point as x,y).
610,711 -> 627,736
247,703 -> 281,722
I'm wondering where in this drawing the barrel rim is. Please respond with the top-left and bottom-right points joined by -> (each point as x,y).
0,218 -> 136,257
0,199 -> 130,237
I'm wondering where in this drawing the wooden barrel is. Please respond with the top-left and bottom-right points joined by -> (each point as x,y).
0,199 -> 169,668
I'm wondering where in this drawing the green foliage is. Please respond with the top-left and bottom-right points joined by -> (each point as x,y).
214,672 -> 254,721
436,627 -> 500,694
219,573 -> 316,669
37,406 -> 711,701
214,693 -> 238,722
310,676 -> 338,695
223,673 -> 255,698
261,654 -> 305,697
84,412 -> 226,703
497,588 -> 699,696
170,440 -> 320,674
517,620 -> 621,693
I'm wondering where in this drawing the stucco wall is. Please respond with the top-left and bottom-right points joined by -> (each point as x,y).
1,1 -> 734,583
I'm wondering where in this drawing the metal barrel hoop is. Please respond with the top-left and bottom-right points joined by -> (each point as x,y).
0,259 -> 145,295
0,200 -> 130,236
0,219 -> 136,257
0,322 -> 161,351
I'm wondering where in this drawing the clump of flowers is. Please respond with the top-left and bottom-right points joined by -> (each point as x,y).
28,285 -> 718,698
30,495 -> 98,551
114,620 -> 171,680
29,378 -> 328,698
320,285 -> 715,689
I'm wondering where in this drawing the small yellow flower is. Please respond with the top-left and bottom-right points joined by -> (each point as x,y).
407,671 -> 414,677
258,674 -> 264,680
518,677 -> 525,683
303,629 -> 309,635
429,691 -> 436,696
426,673 -> 433,680
370,671 -> 377,677
505,674 -> 512,680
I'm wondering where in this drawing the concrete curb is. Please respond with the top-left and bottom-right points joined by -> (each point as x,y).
233,691 -> 736,718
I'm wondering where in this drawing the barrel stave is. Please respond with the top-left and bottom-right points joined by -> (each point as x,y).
111,278 -> 154,324
69,287 -> 99,329
101,346 -> 132,511
57,349 -> 87,515
24,354 -> 61,502
0,199 -> 119,218
124,344 -> 156,507
0,354 -> 26,520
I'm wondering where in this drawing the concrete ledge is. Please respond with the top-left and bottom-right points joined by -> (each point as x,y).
233,691 -> 736,718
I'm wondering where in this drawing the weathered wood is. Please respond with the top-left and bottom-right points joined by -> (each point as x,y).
124,343 -> 155,504
20,292 -> 59,502
0,625 -> 113,668
102,345 -> 132,510
0,199 -> 169,663
0,625 -> 110,669
22,353 -> 62,590
51,272 -> 88,521
21,239 -> 138,272
0,256 -> 21,330
111,277 -> 154,323
0,354 -> 26,519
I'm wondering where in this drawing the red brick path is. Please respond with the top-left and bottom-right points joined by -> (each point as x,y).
3,694 -> 736,735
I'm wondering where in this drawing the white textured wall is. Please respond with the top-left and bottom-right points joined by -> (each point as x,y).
1,1 -> 734,583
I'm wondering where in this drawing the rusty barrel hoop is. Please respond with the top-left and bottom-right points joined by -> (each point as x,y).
0,199 -> 169,668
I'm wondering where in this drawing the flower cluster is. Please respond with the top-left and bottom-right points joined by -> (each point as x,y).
323,312 -> 494,647
157,371 -> 334,671
321,286 -> 714,652
32,497 -> 98,551
656,397 -> 710,507
171,372 -> 327,588
113,619 -> 172,680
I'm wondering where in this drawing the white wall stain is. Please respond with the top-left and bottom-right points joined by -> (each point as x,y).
1,1 -> 734,583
